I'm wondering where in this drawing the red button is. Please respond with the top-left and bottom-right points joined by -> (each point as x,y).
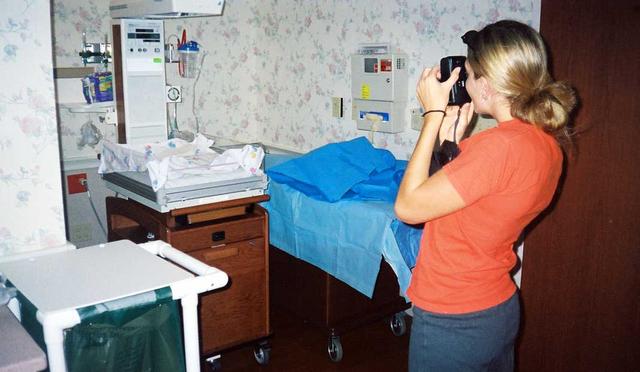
381,59 -> 392,72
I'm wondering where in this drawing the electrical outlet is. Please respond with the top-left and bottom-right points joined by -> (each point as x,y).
67,173 -> 87,194
332,97 -> 343,118
411,108 -> 424,130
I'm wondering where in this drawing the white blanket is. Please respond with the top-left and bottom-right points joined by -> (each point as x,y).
99,134 -> 265,191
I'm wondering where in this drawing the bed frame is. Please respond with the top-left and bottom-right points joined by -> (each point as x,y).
269,246 -> 411,362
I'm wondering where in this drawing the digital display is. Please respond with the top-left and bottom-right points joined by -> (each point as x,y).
128,33 -> 161,40
364,58 -> 377,73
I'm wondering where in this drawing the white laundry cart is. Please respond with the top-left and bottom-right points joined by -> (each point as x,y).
0,240 -> 228,372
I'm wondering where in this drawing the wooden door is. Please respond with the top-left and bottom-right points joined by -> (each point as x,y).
518,1 -> 640,371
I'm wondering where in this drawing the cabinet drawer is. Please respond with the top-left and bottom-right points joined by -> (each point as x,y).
191,238 -> 270,353
189,238 -> 265,275
168,215 -> 263,253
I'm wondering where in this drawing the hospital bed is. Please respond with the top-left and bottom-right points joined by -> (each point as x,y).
263,152 -> 413,362
0,240 -> 228,372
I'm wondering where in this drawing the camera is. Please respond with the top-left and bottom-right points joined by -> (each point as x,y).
440,56 -> 471,105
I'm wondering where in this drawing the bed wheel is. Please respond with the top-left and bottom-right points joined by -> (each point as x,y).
253,341 -> 271,365
205,355 -> 222,371
327,335 -> 344,362
390,312 -> 407,336
209,359 -> 222,372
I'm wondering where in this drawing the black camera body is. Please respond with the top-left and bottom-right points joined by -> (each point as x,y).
440,56 -> 471,105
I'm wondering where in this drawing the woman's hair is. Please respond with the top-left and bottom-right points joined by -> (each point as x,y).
463,20 -> 577,144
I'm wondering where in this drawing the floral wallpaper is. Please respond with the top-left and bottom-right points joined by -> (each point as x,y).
0,0 -> 67,256
0,0 -> 539,257
51,0 -> 111,68
51,0 -> 539,160
52,0 -> 115,163
165,0 -> 540,159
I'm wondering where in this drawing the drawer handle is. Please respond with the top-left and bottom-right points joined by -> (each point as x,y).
211,231 -> 226,241
204,246 -> 239,261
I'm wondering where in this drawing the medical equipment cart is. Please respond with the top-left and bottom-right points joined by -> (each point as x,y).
105,195 -> 272,366
0,240 -> 228,372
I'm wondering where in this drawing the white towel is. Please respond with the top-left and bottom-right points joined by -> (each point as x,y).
99,134 -> 264,191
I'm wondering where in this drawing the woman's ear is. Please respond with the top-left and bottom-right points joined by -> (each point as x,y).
478,76 -> 494,101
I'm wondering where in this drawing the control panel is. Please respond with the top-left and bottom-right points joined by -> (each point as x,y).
115,19 -> 168,144
351,44 -> 408,133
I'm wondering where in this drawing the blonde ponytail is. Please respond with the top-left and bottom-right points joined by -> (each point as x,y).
511,80 -> 577,138
465,20 -> 578,144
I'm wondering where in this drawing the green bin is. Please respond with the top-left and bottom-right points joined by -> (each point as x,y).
17,286 -> 186,372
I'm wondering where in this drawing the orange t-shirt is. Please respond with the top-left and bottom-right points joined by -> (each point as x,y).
407,119 -> 563,314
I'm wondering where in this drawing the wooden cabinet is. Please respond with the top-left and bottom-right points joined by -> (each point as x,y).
106,195 -> 271,357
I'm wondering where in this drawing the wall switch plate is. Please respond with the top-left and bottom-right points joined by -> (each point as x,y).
332,97 -> 343,118
411,108 -> 424,130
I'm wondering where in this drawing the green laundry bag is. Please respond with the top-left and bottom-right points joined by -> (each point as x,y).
12,279 -> 187,372
46,287 -> 186,372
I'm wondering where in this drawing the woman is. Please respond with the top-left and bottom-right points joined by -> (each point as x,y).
395,20 -> 576,371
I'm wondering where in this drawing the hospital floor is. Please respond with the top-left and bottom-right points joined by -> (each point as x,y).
207,305 -> 411,371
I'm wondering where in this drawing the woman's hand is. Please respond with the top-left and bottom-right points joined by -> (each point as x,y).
439,102 -> 475,144
396,67 -> 469,224
416,66 -> 460,113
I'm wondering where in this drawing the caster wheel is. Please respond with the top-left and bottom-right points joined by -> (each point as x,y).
390,312 -> 407,336
253,343 -> 271,365
327,336 -> 343,362
205,356 -> 222,372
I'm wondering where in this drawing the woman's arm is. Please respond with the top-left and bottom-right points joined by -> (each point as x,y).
394,67 -> 473,224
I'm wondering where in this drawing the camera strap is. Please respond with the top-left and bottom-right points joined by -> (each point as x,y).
429,107 -> 462,176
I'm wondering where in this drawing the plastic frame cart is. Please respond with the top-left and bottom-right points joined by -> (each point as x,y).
0,240 -> 228,372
